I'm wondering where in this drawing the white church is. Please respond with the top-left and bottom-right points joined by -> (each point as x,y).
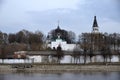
46,24 -> 77,51
47,34 -> 76,51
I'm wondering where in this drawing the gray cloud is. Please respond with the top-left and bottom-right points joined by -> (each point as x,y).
115,0 -> 120,13
0,0 -> 3,7
0,0 -> 3,4
0,0 -> 119,34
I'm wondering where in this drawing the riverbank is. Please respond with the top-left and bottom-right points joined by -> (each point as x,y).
0,63 -> 120,73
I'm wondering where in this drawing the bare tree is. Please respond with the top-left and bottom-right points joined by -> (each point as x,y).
72,45 -> 81,64
68,31 -> 76,43
56,45 -> 64,63
0,44 -> 6,63
88,48 -> 94,63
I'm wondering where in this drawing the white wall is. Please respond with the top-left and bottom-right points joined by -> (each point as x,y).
61,56 -> 72,63
29,56 -> 42,63
48,39 -> 76,51
0,55 -> 119,64
0,59 -> 32,63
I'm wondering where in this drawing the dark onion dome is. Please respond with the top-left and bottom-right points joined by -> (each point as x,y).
48,25 -> 71,43
55,25 -> 61,33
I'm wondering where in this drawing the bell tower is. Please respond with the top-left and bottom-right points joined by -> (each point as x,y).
92,16 -> 99,33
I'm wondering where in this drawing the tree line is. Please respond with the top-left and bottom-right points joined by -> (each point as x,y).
0,29 -> 45,59
0,28 -> 75,59
0,28 -> 120,64
72,32 -> 120,64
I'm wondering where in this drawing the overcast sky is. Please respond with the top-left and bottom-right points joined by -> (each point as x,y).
0,0 -> 119,35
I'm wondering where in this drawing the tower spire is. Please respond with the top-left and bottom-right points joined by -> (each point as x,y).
57,20 -> 60,29
93,16 -> 98,27
92,16 -> 99,33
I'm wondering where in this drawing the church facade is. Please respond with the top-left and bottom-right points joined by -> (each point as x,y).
46,22 -> 77,51
47,37 -> 76,51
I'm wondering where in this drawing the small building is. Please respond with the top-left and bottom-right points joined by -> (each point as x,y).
14,51 -> 27,59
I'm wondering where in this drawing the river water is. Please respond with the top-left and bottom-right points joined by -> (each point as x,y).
0,72 -> 120,80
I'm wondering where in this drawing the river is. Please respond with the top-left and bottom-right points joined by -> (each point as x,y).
0,72 -> 120,80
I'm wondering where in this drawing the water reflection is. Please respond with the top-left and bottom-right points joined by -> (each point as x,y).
0,72 -> 120,80
0,74 -> 5,80
117,72 -> 120,80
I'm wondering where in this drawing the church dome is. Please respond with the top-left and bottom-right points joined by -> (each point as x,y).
47,25 -> 71,43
